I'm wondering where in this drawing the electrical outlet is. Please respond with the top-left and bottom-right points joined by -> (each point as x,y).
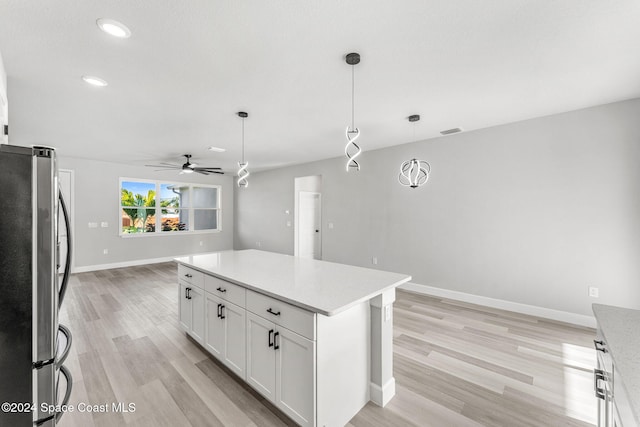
88,222 -> 98,228
286,221 -> 291,227
256,241 -> 261,248
100,221 -> 108,228
199,241 -> 203,246
372,257 -> 378,265
328,222 -> 334,229
103,249 -> 108,255
589,287 -> 599,298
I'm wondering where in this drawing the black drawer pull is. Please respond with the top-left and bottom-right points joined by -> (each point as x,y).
267,308 -> 281,316
217,303 -> 222,318
220,305 -> 226,319
216,287 -> 227,293
594,369 -> 606,400
274,331 -> 280,350
184,273 -> 193,278
268,329 -> 274,347
593,340 -> 607,353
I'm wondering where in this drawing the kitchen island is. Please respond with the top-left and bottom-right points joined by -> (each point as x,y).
174,249 -> 411,427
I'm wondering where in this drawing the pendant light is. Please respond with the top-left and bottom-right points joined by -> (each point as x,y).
398,115 -> 431,188
237,111 -> 250,188
344,52 -> 362,172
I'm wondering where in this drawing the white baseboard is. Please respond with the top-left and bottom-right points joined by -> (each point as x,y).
400,282 -> 596,328
73,256 -> 176,273
370,378 -> 396,408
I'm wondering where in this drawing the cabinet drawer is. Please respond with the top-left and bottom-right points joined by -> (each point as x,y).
178,265 -> 204,289
205,275 -> 246,307
247,290 -> 316,340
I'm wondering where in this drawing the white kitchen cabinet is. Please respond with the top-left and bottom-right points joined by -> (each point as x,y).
179,281 -> 191,332
205,293 -> 224,358
275,326 -> 315,426
189,285 -> 205,343
178,265 -> 205,344
593,304 -> 640,427
206,292 -> 246,379
246,310 -> 315,426
246,311 -> 276,400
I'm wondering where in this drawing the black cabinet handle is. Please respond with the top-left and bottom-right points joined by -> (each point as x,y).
217,303 -> 222,318
593,340 -> 607,353
274,331 -> 280,350
185,287 -> 189,299
267,308 -> 281,316
220,305 -> 226,319
268,329 -> 274,347
184,274 -> 193,278
594,369 -> 606,400
216,287 -> 227,293
186,288 -> 191,299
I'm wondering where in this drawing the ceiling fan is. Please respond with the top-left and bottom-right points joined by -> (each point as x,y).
146,154 -> 224,175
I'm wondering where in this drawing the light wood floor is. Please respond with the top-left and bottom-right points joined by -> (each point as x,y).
57,262 -> 597,427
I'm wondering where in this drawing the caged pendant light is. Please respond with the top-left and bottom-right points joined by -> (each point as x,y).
344,52 -> 362,172
237,112 -> 250,188
398,115 -> 431,188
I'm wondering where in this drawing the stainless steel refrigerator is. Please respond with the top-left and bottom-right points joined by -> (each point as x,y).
0,144 -> 73,426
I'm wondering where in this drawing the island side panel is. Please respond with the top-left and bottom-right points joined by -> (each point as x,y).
316,301 -> 370,427
369,288 -> 396,406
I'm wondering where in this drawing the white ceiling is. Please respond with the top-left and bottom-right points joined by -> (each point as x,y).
1,0 -> 640,173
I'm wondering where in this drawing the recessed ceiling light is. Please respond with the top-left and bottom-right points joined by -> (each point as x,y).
82,76 -> 108,87
96,18 -> 131,38
208,146 -> 226,152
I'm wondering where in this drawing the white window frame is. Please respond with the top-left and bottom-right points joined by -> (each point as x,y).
119,177 -> 222,237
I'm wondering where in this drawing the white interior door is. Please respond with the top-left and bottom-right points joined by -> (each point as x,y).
298,192 -> 321,260
58,169 -> 73,274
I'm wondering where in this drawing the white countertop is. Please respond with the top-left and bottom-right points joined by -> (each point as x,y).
592,303 -> 640,425
175,250 -> 411,316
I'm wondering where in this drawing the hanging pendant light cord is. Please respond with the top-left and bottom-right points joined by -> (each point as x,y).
241,117 -> 245,164
351,64 -> 355,130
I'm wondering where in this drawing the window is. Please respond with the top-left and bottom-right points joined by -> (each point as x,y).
120,178 -> 221,235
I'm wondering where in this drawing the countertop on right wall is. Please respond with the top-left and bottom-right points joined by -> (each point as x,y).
592,303 -> 640,426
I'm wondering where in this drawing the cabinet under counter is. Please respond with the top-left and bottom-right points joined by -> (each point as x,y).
592,303 -> 640,427
175,249 -> 411,427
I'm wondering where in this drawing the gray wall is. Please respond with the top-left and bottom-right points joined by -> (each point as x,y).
234,99 -> 640,315
59,157 -> 234,269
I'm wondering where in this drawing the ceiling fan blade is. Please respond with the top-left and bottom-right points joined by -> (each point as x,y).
146,164 -> 180,169
195,170 -> 210,175
159,162 -> 180,166
193,167 -> 222,171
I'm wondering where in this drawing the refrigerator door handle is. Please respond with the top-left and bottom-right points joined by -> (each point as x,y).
56,324 -> 73,369
58,190 -> 72,308
55,365 -> 73,422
